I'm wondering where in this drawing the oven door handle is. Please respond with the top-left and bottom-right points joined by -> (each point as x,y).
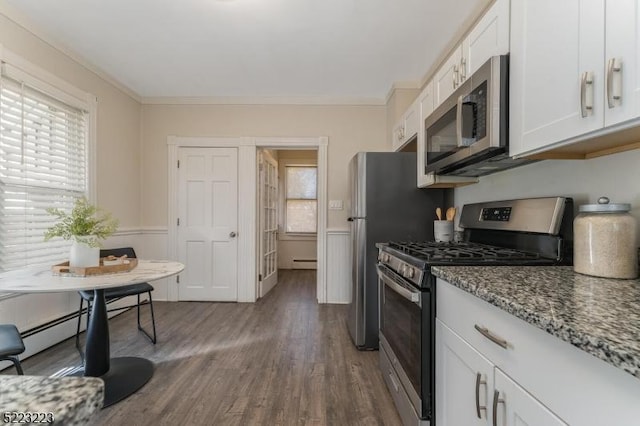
377,266 -> 421,307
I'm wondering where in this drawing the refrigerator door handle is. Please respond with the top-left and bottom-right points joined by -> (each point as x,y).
347,216 -> 366,222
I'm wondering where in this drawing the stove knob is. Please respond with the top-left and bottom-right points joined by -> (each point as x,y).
378,252 -> 384,261
400,264 -> 406,275
407,268 -> 415,279
384,254 -> 391,263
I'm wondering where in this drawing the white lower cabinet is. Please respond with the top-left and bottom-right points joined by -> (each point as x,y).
494,369 -> 567,426
436,319 -> 567,426
436,279 -> 640,426
436,319 -> 493,425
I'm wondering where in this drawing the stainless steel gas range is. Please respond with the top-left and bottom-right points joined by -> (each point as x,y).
376,197 -> 574,426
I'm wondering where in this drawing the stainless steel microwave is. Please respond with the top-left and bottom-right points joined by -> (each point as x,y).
424,55 -> 533,177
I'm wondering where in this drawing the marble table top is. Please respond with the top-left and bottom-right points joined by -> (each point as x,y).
0,260 -> 184,293
431,265 -> 640,380
0,375 -> 104,425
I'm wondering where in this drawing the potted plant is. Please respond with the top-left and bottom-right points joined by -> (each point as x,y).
44,197 -> 119,268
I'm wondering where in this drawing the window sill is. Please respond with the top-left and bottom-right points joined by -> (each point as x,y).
278,233 -> 317,242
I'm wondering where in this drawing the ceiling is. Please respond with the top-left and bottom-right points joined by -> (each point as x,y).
2,0 -> 487,101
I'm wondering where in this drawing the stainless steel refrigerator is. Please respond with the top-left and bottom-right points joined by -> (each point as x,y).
346,152 -> 444,350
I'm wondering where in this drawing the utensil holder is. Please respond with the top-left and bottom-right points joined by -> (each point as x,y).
434,220 -> 454,242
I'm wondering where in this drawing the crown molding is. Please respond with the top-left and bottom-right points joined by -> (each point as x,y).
141,95 -> 386,106
0,2 -> 142,103
384,80 -> 421,106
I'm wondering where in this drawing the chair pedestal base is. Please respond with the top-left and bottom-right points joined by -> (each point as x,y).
69,357 -> 154,408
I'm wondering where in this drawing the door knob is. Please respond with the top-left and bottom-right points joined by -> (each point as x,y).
229,231 -> 237,238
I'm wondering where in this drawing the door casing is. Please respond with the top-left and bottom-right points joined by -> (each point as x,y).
167,136 -> 328,303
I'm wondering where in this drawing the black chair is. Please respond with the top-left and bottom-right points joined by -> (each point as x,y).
0,324 -> 25,375
75,247 -> 156,361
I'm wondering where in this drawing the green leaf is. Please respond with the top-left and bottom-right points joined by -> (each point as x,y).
43,197 -> 119,247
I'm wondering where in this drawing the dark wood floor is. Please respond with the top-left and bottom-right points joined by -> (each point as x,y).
22,270 -> 401,425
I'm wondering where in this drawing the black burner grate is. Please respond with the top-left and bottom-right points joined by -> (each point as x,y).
387,241 -> 541,262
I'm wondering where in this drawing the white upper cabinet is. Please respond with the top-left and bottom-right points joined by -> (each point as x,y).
392,99 -> 419,151
605,0 -> 640,126
417,0 -> 508,187
435,0 -> 510,110
417,82 -> 434,185
434,47 -> 463,108
403,102 -> 419,143
462,0 -> 510,78
510,0 -> 640,158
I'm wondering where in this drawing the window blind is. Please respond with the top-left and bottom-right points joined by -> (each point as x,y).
285,166 -> 317,233
0,66 -> 88,271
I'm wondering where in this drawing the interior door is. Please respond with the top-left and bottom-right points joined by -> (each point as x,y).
258,150 -> 278,297
177,147 -> 238,301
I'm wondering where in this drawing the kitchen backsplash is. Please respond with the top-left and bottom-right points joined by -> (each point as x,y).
453,148 -> 640,247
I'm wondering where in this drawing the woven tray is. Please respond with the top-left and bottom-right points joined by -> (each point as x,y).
52,258 -> 138,277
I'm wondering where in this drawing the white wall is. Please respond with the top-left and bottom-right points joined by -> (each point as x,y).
0,14 -> 142,227
453,149 -> 640,247
0,12 -> 143,363
140,103 -> 387,230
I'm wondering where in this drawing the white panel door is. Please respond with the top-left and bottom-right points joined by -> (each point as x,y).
177,147 -> 238,301
604,0 -> 640,126
494,369 -> 568,426
509,0 -> 605,157
436,319 -> 494,426
258,150 -> 278,298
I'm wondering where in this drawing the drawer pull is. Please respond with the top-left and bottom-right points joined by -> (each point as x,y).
474,324 -> 509,349
475,372 -> 487,419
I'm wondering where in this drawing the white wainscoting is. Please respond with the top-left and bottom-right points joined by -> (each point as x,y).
0,228 -> 168,369
1,226 -> 354,367
325,229 -> 351,304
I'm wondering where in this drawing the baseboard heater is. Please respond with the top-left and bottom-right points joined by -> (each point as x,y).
292,258 -> 317,270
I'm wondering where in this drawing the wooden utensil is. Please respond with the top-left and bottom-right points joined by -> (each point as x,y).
446,207 -> 456,221
436,207 -> 442,220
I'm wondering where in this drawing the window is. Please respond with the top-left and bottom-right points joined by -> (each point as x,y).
0,61 -> 91,272
285,165 -> 317,233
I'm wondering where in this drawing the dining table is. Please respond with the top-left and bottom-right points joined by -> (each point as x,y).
0,259 -> 184,407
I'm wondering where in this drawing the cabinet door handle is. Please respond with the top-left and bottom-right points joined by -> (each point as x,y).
607,58 -> 622,108
475,372 -> 487,419
474,324 -> 510,349
580,71 -> 594,118
492,390 -> 505,426
460,57 -> 467,81
453,65 -> 458,88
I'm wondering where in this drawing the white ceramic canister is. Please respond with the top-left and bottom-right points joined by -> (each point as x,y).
573,197 -> 638,279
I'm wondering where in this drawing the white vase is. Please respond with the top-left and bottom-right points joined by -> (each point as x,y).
69,239 -> 100,268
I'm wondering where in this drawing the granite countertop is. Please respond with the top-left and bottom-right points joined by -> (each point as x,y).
431,265 -> 640,380
0,375 -> 104,425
